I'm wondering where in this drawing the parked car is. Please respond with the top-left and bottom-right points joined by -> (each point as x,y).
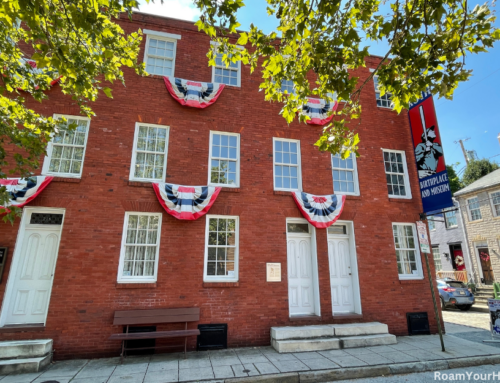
437,279 -> 475,311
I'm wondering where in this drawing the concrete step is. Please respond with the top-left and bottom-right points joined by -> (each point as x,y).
271,325 -> 333,341
0,355 -> 51,375
272,337 -> 341,353
332,322 -> 388,337
0,339 -> 52,360
342,334 -> 397,349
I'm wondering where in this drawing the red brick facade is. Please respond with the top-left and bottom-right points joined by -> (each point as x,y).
0,13 -> 442,360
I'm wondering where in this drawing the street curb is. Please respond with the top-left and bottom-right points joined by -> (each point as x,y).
219,355 -> 500,383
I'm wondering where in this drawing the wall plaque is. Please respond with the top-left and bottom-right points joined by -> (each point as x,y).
0,247 -> 8,283
266,263 -> 281,282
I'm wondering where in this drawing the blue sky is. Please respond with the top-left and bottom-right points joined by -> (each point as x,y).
138,0 -> 500,176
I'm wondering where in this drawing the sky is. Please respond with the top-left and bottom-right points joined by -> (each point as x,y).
137,0 -> 500,177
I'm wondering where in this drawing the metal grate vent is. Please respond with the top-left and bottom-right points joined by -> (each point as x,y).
406,312 -> 430,335
30,213 -> 63,225
197,324 -> 228,351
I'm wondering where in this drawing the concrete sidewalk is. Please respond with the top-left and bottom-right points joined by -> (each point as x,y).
2,334 -> 500,383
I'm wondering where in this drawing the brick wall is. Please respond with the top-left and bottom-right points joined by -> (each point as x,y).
0,13 -> 443,359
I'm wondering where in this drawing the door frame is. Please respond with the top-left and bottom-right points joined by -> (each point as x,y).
285,217 -> 321,318
473,240 -> 487,282
327,220 -> 362,315
0,207 -> 66,327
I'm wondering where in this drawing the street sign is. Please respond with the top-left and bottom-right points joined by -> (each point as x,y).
416,221 -> 430,254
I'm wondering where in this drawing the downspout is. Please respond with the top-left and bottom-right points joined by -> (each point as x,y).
456,197 -> 477,284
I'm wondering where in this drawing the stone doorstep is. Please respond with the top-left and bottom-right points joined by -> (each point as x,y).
0,354 -> 52,375
223,355 -> 500,383
272,337 -> 341,353
270,322 -> 389,341
0,339 -> 53,360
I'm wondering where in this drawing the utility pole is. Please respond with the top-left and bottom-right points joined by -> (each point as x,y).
455,138 -> 470,165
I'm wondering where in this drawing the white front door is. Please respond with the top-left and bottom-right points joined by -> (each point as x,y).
328,223 -> 359,314
287,222 -> 316,316
1,208 -> 65,326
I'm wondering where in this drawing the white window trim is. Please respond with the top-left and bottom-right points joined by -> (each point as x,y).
372,74 -> 393,109
273,137 -> 302,192
428,218 -> 436,231
117,212 -> 162,283
444,210 -> 458,229
143,29 -> 181,40
210,41 -> 242,88
207,131 -> 240,188
129,122 -> 170,183
392,222 -> 424,280
41,114 -> 91,179
466,196 -> 482,221
331,153 -> 360,196
381,148 -> 412,199
203,215 -> 240,283
489,190 -> 500,217
143,34 -> 178,77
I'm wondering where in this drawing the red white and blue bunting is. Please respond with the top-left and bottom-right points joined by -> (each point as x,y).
164,77 -> 225,109
303,97 -> 339,126
152,183 -> 222,220
0,176 -> 54,211
292,192 -> 346,229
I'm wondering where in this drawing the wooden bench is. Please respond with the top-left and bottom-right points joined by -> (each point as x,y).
109,307 -> 200,360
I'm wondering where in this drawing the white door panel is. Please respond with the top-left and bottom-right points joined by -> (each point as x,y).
328,236 -> 355,314
288,235 -> 316,315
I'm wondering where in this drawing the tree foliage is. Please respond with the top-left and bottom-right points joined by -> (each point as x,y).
446,163 -> 462,195
462,158 -> 499,186
0,0 -> 145,222
194,0 -> 500,159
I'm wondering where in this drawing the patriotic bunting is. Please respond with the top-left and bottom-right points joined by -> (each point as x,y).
302,97 -> 339,126
292,191 -> 346,229
0,176 -> 54,211
164,77 -> 225,108
152,183 -> 222,220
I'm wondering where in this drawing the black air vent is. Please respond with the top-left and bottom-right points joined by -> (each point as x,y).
197,324 -> 227,351
406,312 -> 430,335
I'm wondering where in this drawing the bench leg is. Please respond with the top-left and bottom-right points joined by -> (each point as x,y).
120,340 -> 125,363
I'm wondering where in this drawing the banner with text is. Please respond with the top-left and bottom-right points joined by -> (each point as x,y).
408,92 -> 453,213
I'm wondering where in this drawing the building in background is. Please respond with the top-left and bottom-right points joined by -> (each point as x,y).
455,169 -> 500,286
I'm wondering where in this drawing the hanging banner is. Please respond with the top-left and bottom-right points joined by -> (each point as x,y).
152,183 -> 221,220
0,176 -> 54,211
164,77 -> 225,108
291,191 -> 346,229
408,92 -> 453,213
302,98 -> 339,126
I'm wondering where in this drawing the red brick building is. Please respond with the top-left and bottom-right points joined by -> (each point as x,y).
0,13 -> 441,359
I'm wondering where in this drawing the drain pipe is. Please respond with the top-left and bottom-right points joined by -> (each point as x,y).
456,198 -> 478,284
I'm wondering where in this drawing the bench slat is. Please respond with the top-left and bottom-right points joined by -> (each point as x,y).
109,329 -> 200,340
114,307 -> 199,318
113,313 -> 200,326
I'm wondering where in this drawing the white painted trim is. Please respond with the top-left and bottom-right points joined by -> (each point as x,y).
116,212 -> 162,283
381,148 -> 412,199
466,196 -> 482,222
373,75 -> 394,109
327,220 -> 362,315
129,122 -> 170,182
207,131 -> 240,188
210,41 -> 242,87
488,190 -> 500,217
0,207 -> 66,327
203,215 -> 239,283
143,34 -> 177,77
286,217 -> 321,318
272,137 -> 302,192
143,29 -> 181,40
331,153 -> 360,196
41,114 -> 91,179
392,222 -> 424,280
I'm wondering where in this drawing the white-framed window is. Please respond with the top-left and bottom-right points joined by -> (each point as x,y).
444,210 -> 458,228
273,138 -> 301,191
373,75 -> 393,108
211,42 -> 241,87
42,114 -> 90,178
117,212 -> 162,283
204,215 -> 239,282
281,80 -> 294,94
467,196 -> 482,221
332,153 -> 359,195
490,191 -> 500,217
428,218 -> 435,231
129,123 -> 169,182
432,246 -> 442,271
208,132 -> 240,187
382,149 -> 411,199
143,32 -> 179,76
392,223 -> 423,279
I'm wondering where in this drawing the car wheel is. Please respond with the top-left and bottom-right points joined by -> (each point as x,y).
440,298 -> 446,310
457,305 -> 472,311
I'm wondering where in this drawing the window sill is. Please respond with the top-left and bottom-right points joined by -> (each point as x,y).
388,197 -> 413,202
398,277 -> 425,283
50,176 -> 82,183
116,282 -> 157,288
377,106 -> 395,111
220,188 -> 241,193
202,282 -> 239,288
213,83 -> 241,91
128,180 -> 155,188
446,226 -> 458,230
0,324 -> 45,333
274,190 -> 295,196
469,219 -> 484,224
